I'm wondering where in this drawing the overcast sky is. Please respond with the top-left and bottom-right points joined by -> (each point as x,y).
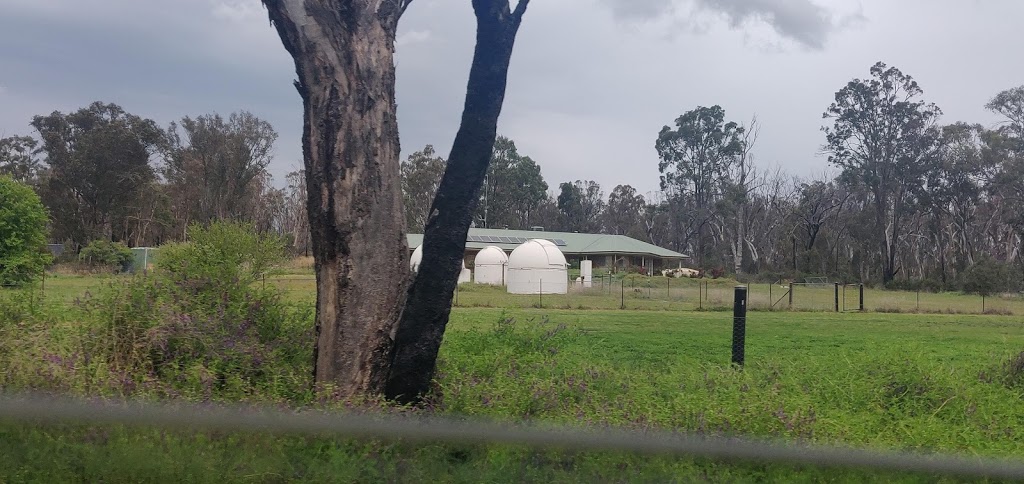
2,0 -> 1022,198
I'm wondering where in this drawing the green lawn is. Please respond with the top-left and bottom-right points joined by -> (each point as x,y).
3,272 -> 1024,481
27,271 -> 1024,315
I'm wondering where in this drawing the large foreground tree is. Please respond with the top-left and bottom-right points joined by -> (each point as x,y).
263,0 -> 529,401
263,0 -> 415,396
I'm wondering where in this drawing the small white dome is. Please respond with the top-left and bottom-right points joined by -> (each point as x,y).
508,239 -> 567,270
475,246 -> 509,266
410,245 -> 423,272
410,244 -> 467,275
474,246 -> 509,285
506,239 -> 568,294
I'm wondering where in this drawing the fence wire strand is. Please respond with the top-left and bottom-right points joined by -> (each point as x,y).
1,392 -> 1023,480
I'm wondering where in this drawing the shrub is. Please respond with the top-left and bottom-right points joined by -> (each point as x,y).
961,255 -> 1010,297
0,176 -> 52,286
3,222 -> 310,401
157,221 -> 285,294
79,239 -> 134,272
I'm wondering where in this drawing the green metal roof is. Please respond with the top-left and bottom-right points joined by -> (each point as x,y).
406,228 -> 688,259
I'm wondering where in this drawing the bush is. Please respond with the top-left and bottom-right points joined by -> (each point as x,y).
1,221 -> 310,401
79,239 -> 134,272
0,176 -> 52,286
961,256 -> 1010,297
157,221 -> 285,294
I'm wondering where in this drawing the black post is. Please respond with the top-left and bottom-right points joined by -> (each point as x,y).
834,283 -> 840,312
769,283 -> 772,309
859,284 -> 864,311
620,280 -> 624,310
732,286 -> 747,366
788,283 -> 794,309
982,294 -> 986,313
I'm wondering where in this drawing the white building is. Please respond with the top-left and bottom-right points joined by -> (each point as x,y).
506,239 -> 568,294
473,245 -> 509,285
410,245 -> 471,283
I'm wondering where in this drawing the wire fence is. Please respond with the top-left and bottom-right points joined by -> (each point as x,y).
6,272 -> 1023,316
0,392 -> 1022,480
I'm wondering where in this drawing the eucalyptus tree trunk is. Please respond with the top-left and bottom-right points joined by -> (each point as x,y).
386,0 -> 530,403
263,0 -> 411,396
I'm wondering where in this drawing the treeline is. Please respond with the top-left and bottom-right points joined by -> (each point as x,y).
403,63 -> 1024,290
2,62 -> 1022,289
0,102 -> 309,254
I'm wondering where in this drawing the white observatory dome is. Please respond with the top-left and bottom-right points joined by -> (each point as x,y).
506,239 -> 568,294
410,244 -> 471,283
474,246 -> 509,285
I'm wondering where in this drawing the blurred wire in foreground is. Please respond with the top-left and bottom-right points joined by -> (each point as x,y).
1,392 -> 1022,480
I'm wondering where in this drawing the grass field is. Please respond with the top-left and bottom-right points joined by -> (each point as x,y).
31,271 -> 1024,315
2,273 -> 1024,481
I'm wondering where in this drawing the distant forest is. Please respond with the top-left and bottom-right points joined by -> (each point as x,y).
2,62 -> 1022,290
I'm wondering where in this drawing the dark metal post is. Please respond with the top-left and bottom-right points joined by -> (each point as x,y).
732,286 -> 747,366
859,284 -> 864,311
834,283 -> 840,312
788,283 -> 793,309
769,284 -> 772,309
982,294 -> 986,313
698,282 -> 703,310
620,280 -> 624,310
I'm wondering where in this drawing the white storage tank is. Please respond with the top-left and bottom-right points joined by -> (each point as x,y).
506,239 -> 568,294
474,246 -> 509,285
410,245 -> 471,283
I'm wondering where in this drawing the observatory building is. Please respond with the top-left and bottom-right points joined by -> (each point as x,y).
506,239 -> 568,294
407,228 -> 687,276
410,245 -> 471,283
473,245 -> 509,285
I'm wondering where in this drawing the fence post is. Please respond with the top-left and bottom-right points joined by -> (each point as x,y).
834,283 -> 840,312
982,294 -> 985,314
538,280 -> 542,308
859,284 -> 864,311
620,280 -> 624,310
917,289 -> 920,311
732,286 -> 747,366
769,283 -> 772,309
667,277 -> 670,299
788,283 -> 793,309
699,282 -> 703,310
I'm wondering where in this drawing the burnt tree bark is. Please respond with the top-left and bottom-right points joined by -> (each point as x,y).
263,0 -> 413,396
386,0 -> 530,403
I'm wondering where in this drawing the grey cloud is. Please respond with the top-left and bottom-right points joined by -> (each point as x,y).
697,0 -> 833,49
600,0 -> 842,49
597,0 -> 674,19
